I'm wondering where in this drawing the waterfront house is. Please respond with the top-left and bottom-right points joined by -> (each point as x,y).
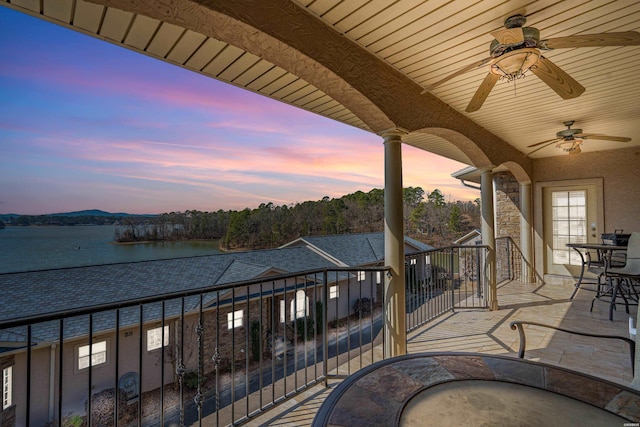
1,0 -> 640,425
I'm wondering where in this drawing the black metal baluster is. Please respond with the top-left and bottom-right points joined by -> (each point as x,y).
259,282 -> 264,411
245,285 -> 250,418
138,305 -> 143,427
231,288 -> 236,422
88,314 -> 93,427
177,298 -> 185,427
195,294 -> 204,427
322,270 -> 328,387
114,309 -> 120,426
160,301 -> 165,426
58,319 -> 64,427
26,325 -> 31,427
214,291 -> 220,427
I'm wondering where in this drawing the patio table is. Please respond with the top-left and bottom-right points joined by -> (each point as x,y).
312,353 -> 640,427
566,242 -> 627,302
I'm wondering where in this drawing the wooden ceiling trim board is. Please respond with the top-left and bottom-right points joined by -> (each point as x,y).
43,0 -> 73,23
369,0 -> 499,58
166,31 -> 207,65
99,7 -> 133,43
146,21 -> 184,58
332,0 -> 394,35
124,14 -> 160,51
218,51 -> 262,81
283,85 -> 318,103
307,0 -> 341,17
270,79 -> 310,99
302,93 -> 332,109
201,44 -> 244,77
317,103 -> 347,116
245,66 -> 288,91
344,0 -> 424,41
73,0 -> 104,33
259,73 -> 299,96
379,0 -> 508,63
296,92 -> 328,109
184,37 -> 227,71
232,60 -> 276,87
9,0 -> 40,13
355,0 -> 450,48
313,98 -> 341,114
528,1 -> 620,38
321,0 -> 368,25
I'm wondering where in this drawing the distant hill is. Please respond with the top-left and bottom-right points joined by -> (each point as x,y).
0,210 -> 157,226
49,209 -> 134,217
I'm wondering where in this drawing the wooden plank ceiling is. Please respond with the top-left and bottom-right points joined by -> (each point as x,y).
4,0 -> 640,164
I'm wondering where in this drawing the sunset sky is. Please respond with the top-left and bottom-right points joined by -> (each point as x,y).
0,7 -> 479,215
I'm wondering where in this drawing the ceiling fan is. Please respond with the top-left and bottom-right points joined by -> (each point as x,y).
421,14 -> 640,112
527,121 -> 632,155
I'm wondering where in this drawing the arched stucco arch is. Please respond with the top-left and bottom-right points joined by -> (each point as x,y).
94,0 -> 395,132
497,161 -> 532,185
414,128 -> 493,168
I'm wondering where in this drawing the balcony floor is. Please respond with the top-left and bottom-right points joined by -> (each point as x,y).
243,280 -> 635,427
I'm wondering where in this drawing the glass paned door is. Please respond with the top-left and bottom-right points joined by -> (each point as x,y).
543,183 -> 600,276
551,190 -> 587,266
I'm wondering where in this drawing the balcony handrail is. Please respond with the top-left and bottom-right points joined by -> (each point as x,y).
0,265 -> 392,330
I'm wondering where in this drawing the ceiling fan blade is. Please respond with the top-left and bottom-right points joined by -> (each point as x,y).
421,57 -> 492,93
527,138 -> 561,148
465,72 -> 499,112
579,133 -> 632,142
540,31 -> 640,49
527,141 -> 556,155
531,56 -> 585,99
490,28 -> 524,45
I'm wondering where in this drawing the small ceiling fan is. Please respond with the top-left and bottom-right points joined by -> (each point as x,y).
421,14 -> 640,112
527,121 -> 632,155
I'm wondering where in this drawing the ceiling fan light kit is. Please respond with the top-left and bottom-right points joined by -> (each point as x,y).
422,14 -> 640,112
526,120 -> 631,155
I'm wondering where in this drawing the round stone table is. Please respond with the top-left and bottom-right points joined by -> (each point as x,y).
312,353 -> 640,427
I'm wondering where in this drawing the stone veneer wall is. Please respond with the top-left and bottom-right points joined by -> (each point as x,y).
494,171 -> 522,281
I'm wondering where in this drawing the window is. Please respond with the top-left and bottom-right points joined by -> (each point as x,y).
357,271 -> 366,282
552,190 -> 587,266
78,341 -> 107,370
329,285 -> 339,299
2,366 -> 11,409
227,310 -> 243,329
147,325 -> 169,351
290,290 -> 309,321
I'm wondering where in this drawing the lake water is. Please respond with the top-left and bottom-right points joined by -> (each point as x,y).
0,225 -> 222,273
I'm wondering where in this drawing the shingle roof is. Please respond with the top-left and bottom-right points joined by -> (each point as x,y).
283,233 -> 432,266
0,233 -> 430,344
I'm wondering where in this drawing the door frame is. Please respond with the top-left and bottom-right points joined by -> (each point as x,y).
534,178 -> 604,279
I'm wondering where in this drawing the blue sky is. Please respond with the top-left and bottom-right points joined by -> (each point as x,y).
0,6 -> 477,215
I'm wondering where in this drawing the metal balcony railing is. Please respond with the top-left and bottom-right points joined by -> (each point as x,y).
0,245 -> 488,426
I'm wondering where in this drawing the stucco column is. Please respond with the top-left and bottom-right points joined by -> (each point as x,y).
520,182 -> 535,283
381,129 -> 407,357
480,167 -> 498,310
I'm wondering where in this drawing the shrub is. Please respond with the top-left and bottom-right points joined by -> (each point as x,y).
250,320 -> 261,362
294,317 -> 315,341
352,298 -> 372,318
183,371 -> 206,390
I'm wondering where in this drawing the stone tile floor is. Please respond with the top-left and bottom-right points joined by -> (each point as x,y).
241,280 -> 635,426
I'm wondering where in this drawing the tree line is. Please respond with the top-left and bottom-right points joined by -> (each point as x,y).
114,187 -> 480,249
